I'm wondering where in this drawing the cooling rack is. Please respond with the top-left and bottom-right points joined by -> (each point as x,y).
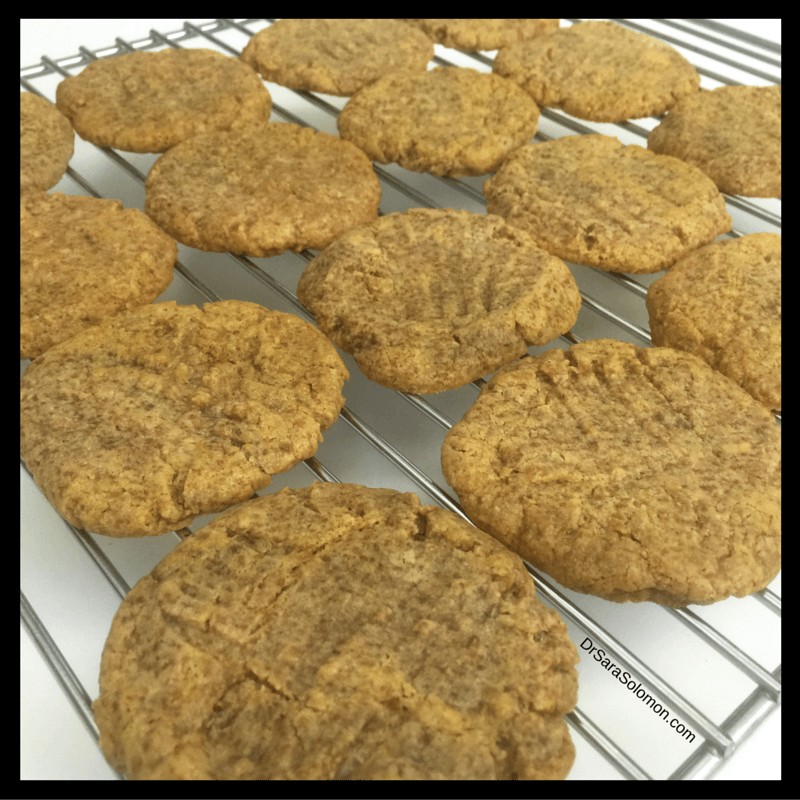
20,19 -> 781,780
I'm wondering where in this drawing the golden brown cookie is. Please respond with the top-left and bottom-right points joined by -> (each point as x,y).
19,301 -> 348,537
647,85 -> 781,199
493,20 -> 700,122
144,121 -> 381,257
403,19 -> 560,51
240,19 -> 434,96
20,92 -> 74,194
483,134 -> 731,273
441,339 -> 781,607
297,208 -> 581,393
21,192 -> 177,360
54,48 -> 272,153
337,67 -> 540,177
646,233 -> 781,412
92,482 -> 579,779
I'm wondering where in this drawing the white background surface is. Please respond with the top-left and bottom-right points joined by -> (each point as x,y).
21,18 -> 781,781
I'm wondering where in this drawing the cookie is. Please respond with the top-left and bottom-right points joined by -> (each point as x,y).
20,92 -> 74,194
297,208 -> 581,393
337,67 -> 540,177
493,20 -> 700,122
483,134 -> 731,273
240,19 -> 434,96
144,121 -> 381,257
21,192 -> 177,360
403,19 -> 559,51
646,233 -> 781,412
19,301 -> 348,537
55,48 -> 272,153
92,482 -> 579,779
647,85 -> 781,199
441,338 -> 781,607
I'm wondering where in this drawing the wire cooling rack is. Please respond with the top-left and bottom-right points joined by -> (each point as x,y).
20,19 -> 781,780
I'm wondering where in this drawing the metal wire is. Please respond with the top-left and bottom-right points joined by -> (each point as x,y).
21,18 -> 780,780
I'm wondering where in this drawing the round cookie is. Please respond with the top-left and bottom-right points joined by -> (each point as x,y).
20,92 -> 74,194
92,482 -> 579,780
337,67 -> 540,177
144,121 -> 381,257
19,301 -> 348,537
493,20 -> 700,122
483,134 -> 731,273
646,233 -> 781,412
240,19 -> 434,96
647,85 -> 781,199
441,338 -> 781,607
297,208 -> 582,393
21,192 -> 177,360
402,19 -> 560,51
54,48 -> 272,154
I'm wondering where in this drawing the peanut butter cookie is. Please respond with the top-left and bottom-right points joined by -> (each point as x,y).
337,67 -> 540,177
55,48 -> 272,153
297,208 -> 581,393
441,339 -> 781,607
493,20 -> 700,122
93,482 -> 579,779
241,19 -> 434,96
648,85 -> 781,199
20,301 -> 348,537
20,92 -> 74,194
483,134 -> 731,273
646,233 -> 781,412
144,121 -> 381,257
21,192 -> 177,360
403,19 -> 559,51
